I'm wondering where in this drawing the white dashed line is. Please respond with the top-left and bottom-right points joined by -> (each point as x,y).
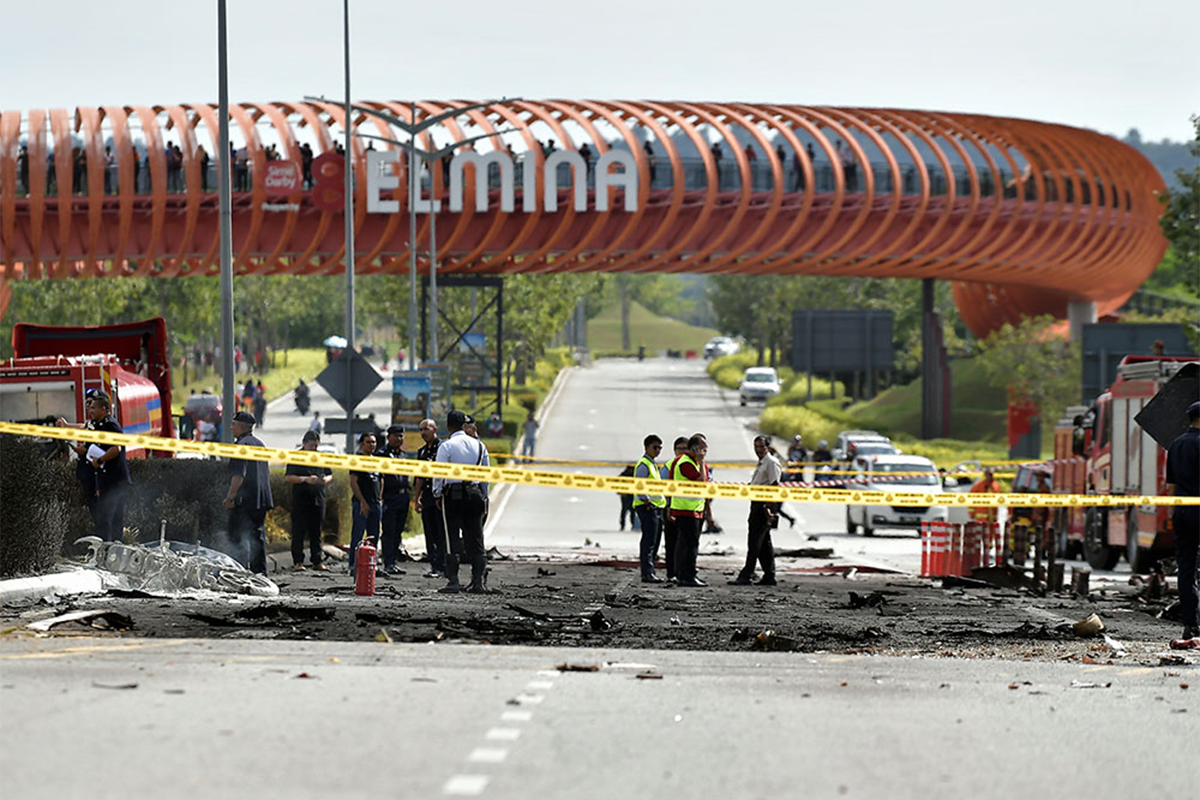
486,728 -> 522,742
468,748 -> 510,764
535,670 -> 559,677
513,693 -> 544,705
526,680 -> 554,691
443,774 -> 490,796
501,710 -> 534,722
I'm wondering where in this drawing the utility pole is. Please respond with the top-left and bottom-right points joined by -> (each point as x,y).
341,0 -> 356,455
430,195 -> 439,361
216,0 -> 235,443
408,101 -> 418,371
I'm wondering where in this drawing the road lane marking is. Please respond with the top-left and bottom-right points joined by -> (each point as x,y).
513,693 -> 544,705
486,728 -> 522,742
443,775 -> 490,796
468,748 -> 509,764
0,640 -> 183,660
526,680 -> 554,690
501,710 -> 533,722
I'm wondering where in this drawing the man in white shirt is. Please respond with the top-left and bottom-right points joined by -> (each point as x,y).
433,410 -> 491,593
729,435 -> 782,586
308,411 -> 322,437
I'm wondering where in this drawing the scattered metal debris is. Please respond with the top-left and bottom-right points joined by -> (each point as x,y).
27,609 -> 133,632
555,663 -> 599,672
92,681 -> 138,690
1072,613 -> 1105,637
635,672 -> 663,680
848,591 -> 888,610
75,536 -> 278,597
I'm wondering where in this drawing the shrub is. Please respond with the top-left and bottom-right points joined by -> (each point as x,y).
759,405 -> 843,445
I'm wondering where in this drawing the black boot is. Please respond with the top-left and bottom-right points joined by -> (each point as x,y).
440,554 -> 462,593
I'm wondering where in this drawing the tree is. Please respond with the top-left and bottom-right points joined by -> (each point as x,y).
1156,115 -> 1200,295
976,315 -> 1080,420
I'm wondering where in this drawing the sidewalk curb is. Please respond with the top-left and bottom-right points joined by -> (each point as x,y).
0,569 -> 105,606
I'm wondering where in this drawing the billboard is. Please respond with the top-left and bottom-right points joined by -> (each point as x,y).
391,372 -> 431,430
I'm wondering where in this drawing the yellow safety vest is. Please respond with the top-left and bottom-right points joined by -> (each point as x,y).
632,454 -> 666,508
669,454 -> 705,513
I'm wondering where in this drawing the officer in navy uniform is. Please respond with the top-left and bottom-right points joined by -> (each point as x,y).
222,410 -> 274,574
1166,400 -> 1200,646
376,424 -> 413,574
413,418 -> 446,578
57,389 -> 131,542
433,410 -> 491,593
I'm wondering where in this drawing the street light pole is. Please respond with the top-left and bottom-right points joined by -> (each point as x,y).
430,187 -> 438,361
408,101 -> 418,371
342,0 -> 356,455
216,0 -> 235,443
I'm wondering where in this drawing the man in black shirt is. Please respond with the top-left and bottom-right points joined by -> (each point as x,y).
222,410 -> 274,574
376,424 -> 412,575
348,432 -> 381,573
412,418 -> 445,578
1166,400 -> 1200,646
57,389 -> 131,542
284,430 -> 332,571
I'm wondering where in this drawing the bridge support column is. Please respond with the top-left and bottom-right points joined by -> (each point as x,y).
1067,300 -> 1096,343
920,279 -> 950,439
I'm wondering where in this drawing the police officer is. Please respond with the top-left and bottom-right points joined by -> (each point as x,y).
730,435 -> 781,586
57,389 -> 131,542
669,433 -> 709,587
661,436 -> 689,581
222,410 -> 273,574
376,424 -> 412,575
348,432 -> 382,574
1166,400 -> 1200,646
632,434 -> 666,583
283,430 -> 332,571
412,418 -> 446,578
433,410 -> 491,594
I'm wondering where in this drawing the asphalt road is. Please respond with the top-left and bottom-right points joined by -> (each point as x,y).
1,636 -> 1194,799
485,358 -> 919,574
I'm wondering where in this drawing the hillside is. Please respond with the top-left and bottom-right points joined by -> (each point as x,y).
587,300 -> 719,353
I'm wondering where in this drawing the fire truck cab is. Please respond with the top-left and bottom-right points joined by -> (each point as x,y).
1077,356 -> 1196,573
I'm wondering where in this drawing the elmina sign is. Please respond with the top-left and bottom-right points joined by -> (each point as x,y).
364,148 -> 639,215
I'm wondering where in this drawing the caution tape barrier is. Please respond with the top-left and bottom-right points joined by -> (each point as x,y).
1,421 -> 1195,509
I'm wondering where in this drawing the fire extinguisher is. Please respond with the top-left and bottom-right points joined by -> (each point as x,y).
354,539 -> 377,596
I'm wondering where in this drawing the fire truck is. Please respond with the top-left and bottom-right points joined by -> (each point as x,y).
0,318 -> 174,458
1052,356 -> 1198,573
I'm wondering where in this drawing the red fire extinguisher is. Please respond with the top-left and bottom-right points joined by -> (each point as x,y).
354,539 -> 377,596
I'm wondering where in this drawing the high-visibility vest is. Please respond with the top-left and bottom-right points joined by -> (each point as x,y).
669,454 -> 705,513
631,455 -> 666,508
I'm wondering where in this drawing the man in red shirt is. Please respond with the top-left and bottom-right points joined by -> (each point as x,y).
669,433 -> 709,587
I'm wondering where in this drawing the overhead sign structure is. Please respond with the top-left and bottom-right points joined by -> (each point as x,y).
315,349 -> 382,413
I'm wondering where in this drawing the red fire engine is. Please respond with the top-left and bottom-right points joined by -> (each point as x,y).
1,318 -> 174,458
1052,356 -> 1197,573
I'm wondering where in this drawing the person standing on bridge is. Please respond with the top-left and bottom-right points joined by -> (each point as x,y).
434,410 -> 491,594
632,435 -> 666,583
1166,401 -> 1200,648
670,433 -> 709,587
222,411 -> 273,574
413,419 -> 446,579
730,435 -> 782,586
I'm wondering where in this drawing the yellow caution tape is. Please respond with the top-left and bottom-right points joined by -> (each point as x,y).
1,421 -> 1195,508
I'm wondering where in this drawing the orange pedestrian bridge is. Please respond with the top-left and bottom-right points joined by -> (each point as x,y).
0,100 -> 1167,334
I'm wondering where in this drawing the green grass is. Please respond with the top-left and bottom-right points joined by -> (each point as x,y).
170,348 -> 328,416
737,356 -> 1023,467
587,301 -> 719,353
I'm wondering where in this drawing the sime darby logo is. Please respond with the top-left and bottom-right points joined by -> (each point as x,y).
262,161 -> 302,196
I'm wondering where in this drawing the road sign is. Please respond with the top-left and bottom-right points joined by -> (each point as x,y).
322,416 -> 382,436
316,350 -> 382,413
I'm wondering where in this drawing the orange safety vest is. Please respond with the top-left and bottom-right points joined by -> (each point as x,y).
969,478 -> 1001,523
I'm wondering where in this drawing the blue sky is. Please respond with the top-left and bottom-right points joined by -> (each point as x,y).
0,0 -> 1195,142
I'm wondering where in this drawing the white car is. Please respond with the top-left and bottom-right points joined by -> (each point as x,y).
845,454 -> 948,536
738,367 -> 781,406
704,336 -> 740,359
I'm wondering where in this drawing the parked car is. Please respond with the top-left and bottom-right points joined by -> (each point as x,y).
704,336 -> 740,359
738,367 -> 781,406
845,454 -> 949,536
